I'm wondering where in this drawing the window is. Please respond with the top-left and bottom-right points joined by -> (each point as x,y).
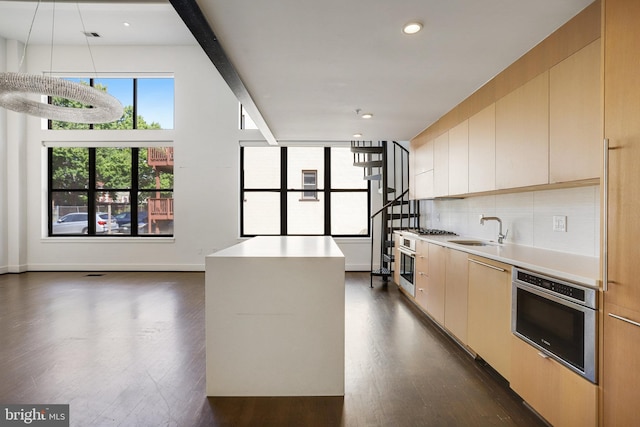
241,146 -> 369,237
49,146 -> 174,237
49,77 -> 174,130
301,170 -> 318,200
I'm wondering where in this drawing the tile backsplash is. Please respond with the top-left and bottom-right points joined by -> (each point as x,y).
420,185 -> 600,257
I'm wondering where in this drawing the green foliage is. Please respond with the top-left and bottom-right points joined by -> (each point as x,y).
50,82 -> 172,207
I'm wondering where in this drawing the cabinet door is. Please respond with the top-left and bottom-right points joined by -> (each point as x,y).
467,256 -> 511,380
468,103 -> 496,193
604,0 -> 640,314
426,243 -> 446,325
413,170 -> 434,200
495,71 -> 549,189
549,39 -> 601,183
602,304 -> 640,426
434,132 -> 449,197
414,240 -> 429,307
444,248 -> 468,344
448,120 -> 469,196
510,336 -> 597,427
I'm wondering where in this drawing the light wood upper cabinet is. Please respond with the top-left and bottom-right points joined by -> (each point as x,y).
434,132 -> 449,197
444,248 -> 468,344
468,103 -> 496,193
414,138 -> 434,175
495,71 -> 549,189
510,336 -> 597,427
467,255 -> 512,380
410,137 -> 434,200
550,39 -> 601,183
448,120 -> 469,196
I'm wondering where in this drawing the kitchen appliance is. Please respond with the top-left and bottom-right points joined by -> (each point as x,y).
398,234 -> 416,296
408,228 -> 457,236
511,267 -> 598,383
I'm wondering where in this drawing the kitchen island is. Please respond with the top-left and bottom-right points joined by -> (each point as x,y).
205,236 -> 345,396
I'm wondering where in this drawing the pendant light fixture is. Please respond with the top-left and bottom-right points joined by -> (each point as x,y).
0,1 -> 123,123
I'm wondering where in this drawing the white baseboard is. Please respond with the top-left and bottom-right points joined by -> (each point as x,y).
26,263 -> 205,272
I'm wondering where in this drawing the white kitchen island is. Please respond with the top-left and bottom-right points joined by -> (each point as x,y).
205,236 -> 345,396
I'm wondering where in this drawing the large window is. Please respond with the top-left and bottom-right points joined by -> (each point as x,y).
48,146 -> 174,237
49,77 -> 174,130
241,146 -> 369,237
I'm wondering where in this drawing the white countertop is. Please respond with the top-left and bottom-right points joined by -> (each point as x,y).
209,236 -> 345,258
399,231 -> 600,288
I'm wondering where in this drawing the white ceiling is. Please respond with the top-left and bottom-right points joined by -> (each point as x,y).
0,0 -> 595,143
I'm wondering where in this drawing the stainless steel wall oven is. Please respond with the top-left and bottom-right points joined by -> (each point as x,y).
398,235 -> 416,297
511,267 -> 598,383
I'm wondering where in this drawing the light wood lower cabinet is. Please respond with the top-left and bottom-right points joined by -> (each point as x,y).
602,303 -> 640,426
467,255 -> 511,380
510,336 -> 597,427
414,240 -> 429,307
415,242 -> 445,326
444,248 -> 468,344
425,244 -> 446,325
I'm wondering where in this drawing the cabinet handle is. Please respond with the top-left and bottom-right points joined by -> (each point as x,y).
537,352 -> 550,359
468,258 -> 506,272
603,138 -> 609,292
608,313 -> 640,328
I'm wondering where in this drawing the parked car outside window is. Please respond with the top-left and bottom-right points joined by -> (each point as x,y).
52,212 -> 119,235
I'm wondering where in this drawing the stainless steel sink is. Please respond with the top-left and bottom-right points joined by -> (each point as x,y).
448,239 -> 496,246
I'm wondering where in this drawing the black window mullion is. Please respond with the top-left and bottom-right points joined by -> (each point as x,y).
131,148 -> 140,236
281,147 -> 287,235
324,147 -> 331,236
47,147 -> 54,235
88,148 -> 97,235
133,79 -> 138,129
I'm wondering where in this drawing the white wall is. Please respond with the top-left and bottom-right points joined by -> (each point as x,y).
420,185 -> 600,257
1,42 -> 371,272
0,36 -> 7,273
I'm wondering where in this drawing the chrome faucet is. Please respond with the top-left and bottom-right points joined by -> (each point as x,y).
480,215 -> 508,244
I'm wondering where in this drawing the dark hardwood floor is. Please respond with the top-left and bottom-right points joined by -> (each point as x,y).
0,271 -> 545,427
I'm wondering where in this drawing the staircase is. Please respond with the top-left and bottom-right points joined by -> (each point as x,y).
351,141 -> 419,287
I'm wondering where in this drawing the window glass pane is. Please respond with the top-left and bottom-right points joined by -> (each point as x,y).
243,191 -> 280,235
288,191 -> 324,235
94,198 -> 119,234
51,147 -> 89,189
139,191 -> 174,235
139,147 -> 174,189
244,147 -> 280,189
240,105 -> 258,129
93,78 -> 133,129
331,192 -> 368,235
137,78 -> 174,129
331,147 -> 367,189
288,147 -> 324,190
51,193 -> 88,235
96,147 -> 131,189
50,78 -> 91,130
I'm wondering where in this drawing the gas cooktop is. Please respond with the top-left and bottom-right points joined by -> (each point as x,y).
406,228 -> 457,236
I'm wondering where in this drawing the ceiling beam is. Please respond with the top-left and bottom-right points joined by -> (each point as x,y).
168,0 -> 278,145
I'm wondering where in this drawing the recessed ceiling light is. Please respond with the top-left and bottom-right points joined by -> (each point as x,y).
361,113 -> 373,119
123,22 -> 131,27
353,133 -> 363,138
402,22 -> 423,35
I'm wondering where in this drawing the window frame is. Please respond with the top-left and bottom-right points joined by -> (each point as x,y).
240,146 -> 370,237
48,146 -> 174,237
